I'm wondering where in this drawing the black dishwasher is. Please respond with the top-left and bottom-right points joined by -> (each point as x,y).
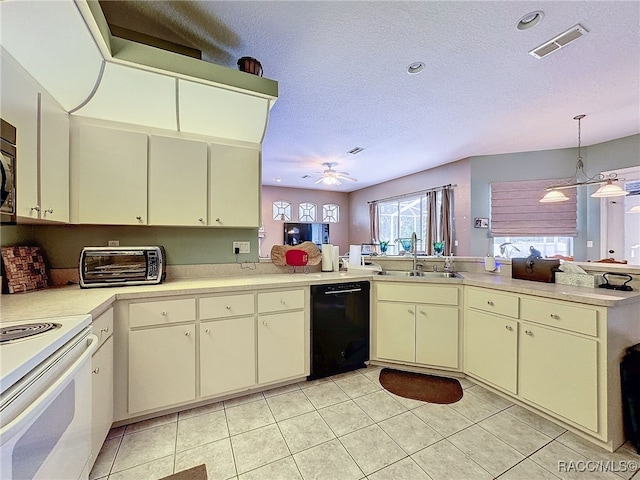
309,281 -> 370,380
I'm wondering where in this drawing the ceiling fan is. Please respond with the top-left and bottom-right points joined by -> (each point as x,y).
313,162 -> 358,186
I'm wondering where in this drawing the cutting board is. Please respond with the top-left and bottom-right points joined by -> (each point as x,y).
270,241 -> 322,267
1,246 -> 49,293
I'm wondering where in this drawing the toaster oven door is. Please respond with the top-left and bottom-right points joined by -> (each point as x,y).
82,251 -> 148,284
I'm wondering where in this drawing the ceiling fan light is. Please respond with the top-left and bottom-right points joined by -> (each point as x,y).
540,189 -> 569,203
590,181 -> 629,198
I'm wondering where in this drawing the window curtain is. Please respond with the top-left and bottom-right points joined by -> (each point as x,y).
491,179 -> 577,236
440,186 -> 453,255
369,202 -> 379,243
426,191 -> 437,255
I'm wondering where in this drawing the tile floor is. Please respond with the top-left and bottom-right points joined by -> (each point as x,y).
91,366 -> 640,480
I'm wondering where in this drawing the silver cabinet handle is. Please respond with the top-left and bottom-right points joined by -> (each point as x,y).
101,326 -> 109,333
226,305 -> 231,310
407,309 -> 414,315
505,325 -> 513,331
550,313 -> 560,320
525,330 -> 533,336
136,215 -> 142,220
198,218 -> 204,222
262,321 -> 268,326
92,367 -> 100,374
44,208 -> 53,214
205,328 -> 210,333
161,311 -> 167,316
280,299 -> 286,304
31,205 -> 41,212
215,218 -> 221,223
419,310 -> 427,316
487,300 -> 494,306
184,331 -> 190,336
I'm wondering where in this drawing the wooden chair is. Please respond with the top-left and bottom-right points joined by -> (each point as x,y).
546,255 -> 574,261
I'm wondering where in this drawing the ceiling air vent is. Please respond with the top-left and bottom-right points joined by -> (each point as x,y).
529,24 -> 588,59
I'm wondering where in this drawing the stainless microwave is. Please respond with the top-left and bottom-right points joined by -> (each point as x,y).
79,246 -> 165,288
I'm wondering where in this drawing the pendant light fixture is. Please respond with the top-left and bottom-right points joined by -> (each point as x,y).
540,115 -> 629,202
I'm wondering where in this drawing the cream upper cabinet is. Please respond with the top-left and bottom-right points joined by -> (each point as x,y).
210,143 -> 260,228
1,50 -> 39,219
39,93 -> 70,223
72,124 -> 148,225
148,135 -> 207,226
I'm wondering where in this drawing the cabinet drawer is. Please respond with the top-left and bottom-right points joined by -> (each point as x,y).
376,283 -> 458,306
258,289 -> 305,313
93,307 -> 114,348
520,297 -> 597,336
200,294 -> 255,319
466,287 -> 519,318
130,298 -> 196,328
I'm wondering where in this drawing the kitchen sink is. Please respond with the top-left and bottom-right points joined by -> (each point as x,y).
376,270 -> 461,279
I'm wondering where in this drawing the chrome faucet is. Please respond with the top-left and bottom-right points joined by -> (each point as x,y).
411,232 -> 418,274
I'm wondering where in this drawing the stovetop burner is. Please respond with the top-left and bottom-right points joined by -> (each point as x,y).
0,322 -> 62,343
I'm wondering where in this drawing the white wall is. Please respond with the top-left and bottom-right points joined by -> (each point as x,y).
260,185 -> 349,257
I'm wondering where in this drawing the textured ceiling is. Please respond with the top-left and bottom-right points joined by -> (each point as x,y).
99,1 -> 640,192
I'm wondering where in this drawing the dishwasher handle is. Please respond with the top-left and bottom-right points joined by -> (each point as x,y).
324,288 -> 362,295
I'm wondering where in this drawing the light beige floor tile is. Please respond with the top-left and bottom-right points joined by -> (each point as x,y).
302,381 -> 350,409
353,390 -> 407,422
448,389 -> 505,422
266,390 -> 315,421
339,424 -> 407,475
318,400 -> 375,436
111,423 -> 177,473
386,390 -> 427,410
238,456 -> 302,480
225,398 -> 275,436
360,367 -> 383,387
411,439 -> 493,480
230,424 -> 290,475
90,437 -> 120,480
176,409 -> 229,452
479,410 -> 553,456
174,437 -> 236,480
368,457 -> 433,480
124,413 -> 177,435
466,385 -> 514,409
530,440 -> 621,480
330,370 -> 360,381
293,438 -> 364,480
224,392 -> 265,408
108,455 -> 174,480
298,376 -> 333,390
178,401 -> 223,420
263,383 -> 302,398
106,426 -> 125,440
448,424 -> 524,476
504,404 -> 567,438
497,459 -> 561,479
556,431 -> 640,480
278,411 -> 335,454
379,411 -> 442,454
458,377 -> 476,389
412,403 -> 473,437
334,373 -> 380,398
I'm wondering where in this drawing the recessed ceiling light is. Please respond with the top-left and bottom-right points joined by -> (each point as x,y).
407,62 -> 425,75
517,11 -> 544,30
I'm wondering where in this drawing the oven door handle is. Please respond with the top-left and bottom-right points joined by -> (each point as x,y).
0,334 -> 98,444
324,288 -> 362,295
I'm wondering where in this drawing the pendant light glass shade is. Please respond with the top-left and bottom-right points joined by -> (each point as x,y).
540,189 -> 570,203
591,181 -> 629,198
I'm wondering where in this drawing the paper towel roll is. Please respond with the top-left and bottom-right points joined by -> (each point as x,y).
322,244 -> 333,271
332,245 -> 340,271
484,256 -> 496,272
349,245 -> 362,266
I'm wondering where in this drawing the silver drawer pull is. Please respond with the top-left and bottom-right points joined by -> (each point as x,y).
226,305 -> 231,310
92,367 -> 100,374
407,309 -> 414,315
262,321 -> 268,326
280,299 -> 286,304
31,205 -> 41,212
101,326 -> 109,333
487,300 -> 494,306
44,208 -> 54,214
505,325 -> 513,331
198,218 -> 204,222
184,331 -> 190,336
419,310 -> 427,316
161,311 -> 167,316
525,330 -> 533,336
136,215 -> 142,220
205,328 -> 210,333
550,313 -> 560,320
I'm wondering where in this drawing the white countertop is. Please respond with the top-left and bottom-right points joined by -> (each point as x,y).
1,270 -> 638,323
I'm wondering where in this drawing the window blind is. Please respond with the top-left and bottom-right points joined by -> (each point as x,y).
490,179 -> 577,236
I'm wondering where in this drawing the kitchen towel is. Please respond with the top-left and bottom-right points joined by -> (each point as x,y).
349,245 -> 362,267
321,244 -> 334,271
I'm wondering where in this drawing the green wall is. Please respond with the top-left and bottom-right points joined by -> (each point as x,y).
468,134 -> 640,260
0,224 -> 258,268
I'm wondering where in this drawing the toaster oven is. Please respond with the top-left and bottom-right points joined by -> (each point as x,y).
79,246 -> 165,288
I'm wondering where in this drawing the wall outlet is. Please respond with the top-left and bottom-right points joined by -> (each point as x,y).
108,240 -> 119,247
233,241 -> 250,254
454,240 -> 459,247
587,241 -> 593,248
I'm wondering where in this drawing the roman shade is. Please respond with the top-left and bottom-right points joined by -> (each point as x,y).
490,179 -> 577,236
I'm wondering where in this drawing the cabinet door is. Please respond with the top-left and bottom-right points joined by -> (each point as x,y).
376,302 -> 415,363
148,135 -> 207,226
416,305 -> 459,368
129,325 -> 196,413
75,125 -> 148,225
519,324 -> 598,431
91,336 -> 113,465
210,143 -> 259,227
258,311 -> 305,384
40,93 -> 69,222
200,317 -> 256,397
1,51 -> 39,219
465,309 -> 517,393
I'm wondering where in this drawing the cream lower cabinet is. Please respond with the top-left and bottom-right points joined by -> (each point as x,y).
374,282 -> 460,369
90,308 -> 114,469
